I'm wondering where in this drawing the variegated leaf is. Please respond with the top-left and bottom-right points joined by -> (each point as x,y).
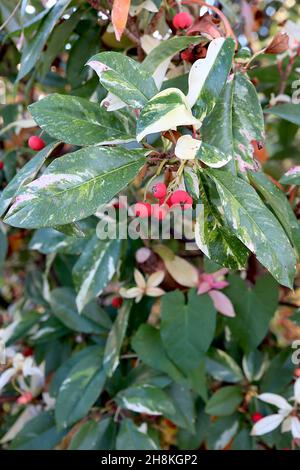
207,169 -> 296,288
73,236 -> 121,312
87,52 -> 157,109
195,174 -> 248,270
201,72 -> 265,170
279,166 -> 300,185
136,88 -> 200,142
0,142 -> 61,218
186,37 -> 235,120
29,94 -> 136,146
4,147 -> 146,229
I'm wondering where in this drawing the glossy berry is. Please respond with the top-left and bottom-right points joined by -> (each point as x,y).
152,182 -> 167,200
172,12 -> 193,30
152,204 -> 168,221
251,412 -> 264,423
0,161 -> 4,170
169,190 -> 193,210
111,296 -> 123,309
23,346 -> 33,357
28,136 -> 46,151
134,202 -> 152,218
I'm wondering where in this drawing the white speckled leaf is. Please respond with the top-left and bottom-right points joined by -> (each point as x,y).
196,142 -> 232,168
73,236 -> 121,312
0,142 -> 60,218
87,52 -> 158,109
136,88 -> 200,142
55,346 -> 105,429
195,174 -> 248,270
4,147 -> 146,229
202,73 -> 265,169
116,384 -> 175,416
29,94 -> 136,145
249,171 -> 300,257
103,300 -> 132,377
207,169 -> 296,288
186,37 -> 235,120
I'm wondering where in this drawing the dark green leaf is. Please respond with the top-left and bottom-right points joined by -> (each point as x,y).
161,290 -> 216,375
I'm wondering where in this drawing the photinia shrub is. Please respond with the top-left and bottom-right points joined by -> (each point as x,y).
0,0 -> 300,451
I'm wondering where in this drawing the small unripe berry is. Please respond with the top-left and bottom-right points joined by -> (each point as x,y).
251,412 -> 264,423
172,12 -> 193,30
169,190 -> 193,210
111,296 -> 123,309
152,182 -> 167,200
134,202 -> 152,218
28,135 -> 46,151
152,204 -> 168,220
0,161 -> 4,170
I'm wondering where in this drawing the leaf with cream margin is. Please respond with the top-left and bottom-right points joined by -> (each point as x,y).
103,301 -> 132,377
251,414 -> 284,436
186,37 -> 235,119
4,147 -> 147,229
195,174 -> 248,270
141,36 -> 205,89
116,384 -> 176,415
207,169 -> 296,288
201,73 -> 264,170
111,0 -> 131,42
175,135 -> 231,167
87,52 -> 157,109
136,88 -> 200,142
29,94 -> 136,146
0,142 -> 60,218
73,236 -> 121,312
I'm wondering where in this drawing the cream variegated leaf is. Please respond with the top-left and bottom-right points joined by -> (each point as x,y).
186,37 -> 235,120
136,88 -> 200,142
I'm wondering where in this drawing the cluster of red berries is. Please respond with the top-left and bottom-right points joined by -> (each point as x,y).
134,183 -> 193,221
28,135 -> 46,151
172,12 -> 193,30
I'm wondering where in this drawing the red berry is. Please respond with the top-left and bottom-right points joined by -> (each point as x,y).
112,296 -> 123,309
173,12 -> 193,30
0,161 -> 4,170
251,412 -> 264,423
169,190 -> 193,210
152,183 -> 167,200
294,368 -> 300,378
134,202 -> 152,218
152,204 -> 168,220
23,346 -> 33,357
28,136 -> 46,151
